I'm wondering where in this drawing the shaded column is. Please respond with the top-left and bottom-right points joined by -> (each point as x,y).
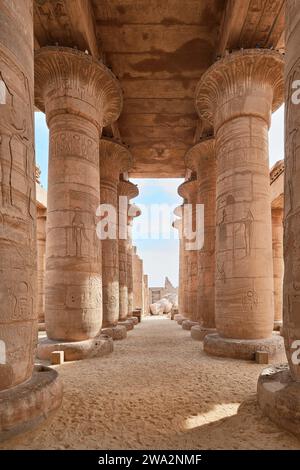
257,0 -> 300,437
196,49 -> 284,360
0,0 -> 62,441
37,207 -> 47,328
99,139 -> 131,340
272,207 -> 284,330
178,179 -> 199,329
118,181 -> 139,324
172,216 -> 184,317
35,47 -> 122,361
132,247 -> 144,314
127,203 -> 141,318
185,136 -> 217,340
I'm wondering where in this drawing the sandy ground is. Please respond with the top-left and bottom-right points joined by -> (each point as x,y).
1,316 -> 299,450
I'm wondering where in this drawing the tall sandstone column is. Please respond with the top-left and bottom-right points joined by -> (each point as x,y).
272,207 -> 284,330
35,47 -> 122,361
37,207 -> 47,328
127,203 -> 141,319
132,247 -> 144,314
99,139 -> 131,340
185,136 -> 217,340
178,180 -> 199,329
257,0 -> 300,436
118,181 -> 139,324
172,217 -> 184,316
0,0 -> 62,441
196,49 -> 284,360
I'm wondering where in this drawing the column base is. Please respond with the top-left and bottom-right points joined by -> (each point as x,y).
204,333 -> 284,361
102,325 -> 127,340
133,309 -> 142,322
274,321 -> 283,332
177,316 -> 186,325
37,334 -> 113,362
191,325 -> 217,341
0,365 -> 63,443
182,320 -> 199,331
127,317 -> 139,326
38,322 -> 46,331
174,313 -> 184,322
118,320 -> 134,331
257,364 -> 300,437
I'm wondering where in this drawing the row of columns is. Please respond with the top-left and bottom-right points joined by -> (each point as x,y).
175,48 -> 285,361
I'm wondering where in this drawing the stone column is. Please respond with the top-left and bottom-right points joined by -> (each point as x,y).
99,139 -> 131,340
143,274 -> 149,316
0,1 -> 62,441
272,207 -> 284,330
119,181 -> 139,329
172,217 -> 184,317
257,1 -> 300,436
185,136 -> 217,341
196,49 -> 284,360
127,202 -> 141,321
178,180 -> 199,330
132,247 -> 144,315
35,47 -> 122,361
37,207 -> 47,329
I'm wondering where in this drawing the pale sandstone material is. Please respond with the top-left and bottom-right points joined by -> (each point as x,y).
182,320 -> 198,331
272,207 -> 284,330
178,180 -> 198,322
118,182 -> 139,320
196,49 -> 284,358
35,47 -> 122,359
185,136 -> 216,333
0,0 -> 37,392
257,0 -> 300,436
191,324 -> 216,341
102,325 -> 127,341
51,351 -> 64,365
127,203 -> 141,317
132,247 -> 144,315
37,207 -> 46,325
100,139 -> 132,327
172,215 -> 185,316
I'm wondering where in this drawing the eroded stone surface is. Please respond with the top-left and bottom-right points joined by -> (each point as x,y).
0,365 -> 63,443
102,325 -> 127,341
257,364 -> 300,436
37,335 -> 113,362
191,325 -> 216,341
204,333 -> 285,361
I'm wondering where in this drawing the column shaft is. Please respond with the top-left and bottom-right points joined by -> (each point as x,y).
284,0 -> 300,380
37,208 -> 46,324
0,0 -> 36,390
272,207 -> 283,328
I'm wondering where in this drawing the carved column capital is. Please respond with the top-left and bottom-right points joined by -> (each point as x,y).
178,179 -> 198,203
195,49 -> 284,132
35,46 -> 123,129
99,138 -> 132,183
118,180 -> 139,200
185,136 -> 216,175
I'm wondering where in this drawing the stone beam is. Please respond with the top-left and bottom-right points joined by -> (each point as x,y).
34,0 -> 103,60
217,0 -> 251,56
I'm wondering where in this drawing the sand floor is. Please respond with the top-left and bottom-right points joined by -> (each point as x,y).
1,316 -> 299,450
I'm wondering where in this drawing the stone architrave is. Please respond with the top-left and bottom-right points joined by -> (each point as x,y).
0,0 -> 62,442
99,139 -> 132,340
196,49 -> 284,360
185,136 -> 217,340
35,46 -> 122,360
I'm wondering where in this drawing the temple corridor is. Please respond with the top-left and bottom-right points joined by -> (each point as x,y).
0,316 -> 298,450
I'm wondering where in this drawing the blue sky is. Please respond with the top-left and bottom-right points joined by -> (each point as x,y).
34,105 -> 284,287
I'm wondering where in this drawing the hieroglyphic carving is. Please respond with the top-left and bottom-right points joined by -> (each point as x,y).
284,0 -> 300,380
0,1 -> 37,391
195,49 -> 283,339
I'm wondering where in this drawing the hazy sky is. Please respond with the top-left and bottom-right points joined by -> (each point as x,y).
34,104 -> 284,288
